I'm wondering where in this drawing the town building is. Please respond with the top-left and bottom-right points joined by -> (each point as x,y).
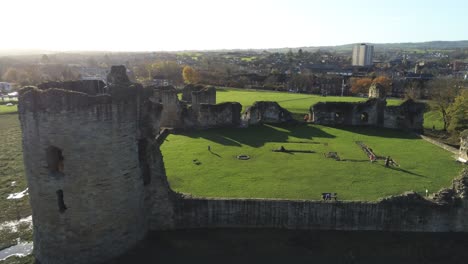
352,43 -> 374,67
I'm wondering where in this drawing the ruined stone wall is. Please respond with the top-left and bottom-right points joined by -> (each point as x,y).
383,100 -> 425,132
171,170 -> 468,233
184,102 -> 242,129
192,86 -> 216,106
158,87 -> 184,128
368,83 -> 386,99
181,84 -> 204,102
37,80 -> 107,95
243,101 -> 294,125
311,98 -> 424,131
460,130 -> 468,163
311,100 -> 385,126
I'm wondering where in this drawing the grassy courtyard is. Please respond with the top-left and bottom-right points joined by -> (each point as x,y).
162,124 -> 464,201
214,88 -> 443,130
215,88 -> 403,120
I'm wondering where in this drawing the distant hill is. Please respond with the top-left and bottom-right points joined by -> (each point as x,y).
267,41 -> 468,53
1,41 -> 467,56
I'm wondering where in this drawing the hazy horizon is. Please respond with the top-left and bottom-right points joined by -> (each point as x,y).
1,0 -> 467,52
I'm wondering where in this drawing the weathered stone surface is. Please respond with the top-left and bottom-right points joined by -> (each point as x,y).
459,130 -> 468,163
311,99 -> 386,126
181,84 -> 204,103
311,96 -> 424,132
243,101 -> 294,125
368,83 -> 386,99
192,86 -> 216,106
149,86 -> 185,128
185,102 -> 242,128
383,99 -> 425,132
149,84 -> 239,129
18,87 -> 111,113
107,65 -> 130,84
19,67 -> 173,264
453,169 -> 468,198
37,80 -> 107,95
379,191 -> 430,205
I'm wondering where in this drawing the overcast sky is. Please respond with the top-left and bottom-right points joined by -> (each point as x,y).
1,0 -> 467,52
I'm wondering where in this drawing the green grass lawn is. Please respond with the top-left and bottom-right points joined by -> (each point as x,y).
424,110 -> 444,130
0,105 -> 18,115
162,124 -> 464,201
0,114 -> 30,223
0,114 -> 32,252
215,88 -> 402,119
216,88 -> 367,112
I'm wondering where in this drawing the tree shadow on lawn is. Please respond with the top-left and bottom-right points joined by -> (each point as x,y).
384,165 -> 427,178
184,124 -> 336,148
209,150 -> 222,158
331,125 -> 420,140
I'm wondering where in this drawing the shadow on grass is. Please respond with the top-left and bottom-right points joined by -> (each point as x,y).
340,159 -> 370,163
181,124 -> 335,148
276,96 -> 314,103
273,149 -> 315,154
332,125 -> 420,139
209,151 -> 222,158
385,165 -> 427,178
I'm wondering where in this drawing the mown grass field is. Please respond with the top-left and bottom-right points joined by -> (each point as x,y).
0,105 -> 18,115
162,124 -> 464,201
217,88 -> 401,116
0,114 -> 32,253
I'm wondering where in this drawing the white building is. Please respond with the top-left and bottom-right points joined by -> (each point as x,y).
352,43 -> 374,67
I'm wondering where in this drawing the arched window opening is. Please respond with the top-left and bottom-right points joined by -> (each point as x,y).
361,112 -> 369,123
46,146 -> 64,173
56,190 -> 67,213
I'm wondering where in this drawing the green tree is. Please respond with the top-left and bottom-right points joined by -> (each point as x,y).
447,89 -> 468,133
428,79 -> 462,131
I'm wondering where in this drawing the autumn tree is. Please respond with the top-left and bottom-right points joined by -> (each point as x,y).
351,76 -> 392,95
350,77 -> 372,94
372,76 -> 392,93
182,66 -> 200,84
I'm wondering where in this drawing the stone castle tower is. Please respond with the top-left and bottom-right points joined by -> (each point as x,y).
18,66 -> 175,264
460,130 -> 468,163
368,82 -> 386,100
